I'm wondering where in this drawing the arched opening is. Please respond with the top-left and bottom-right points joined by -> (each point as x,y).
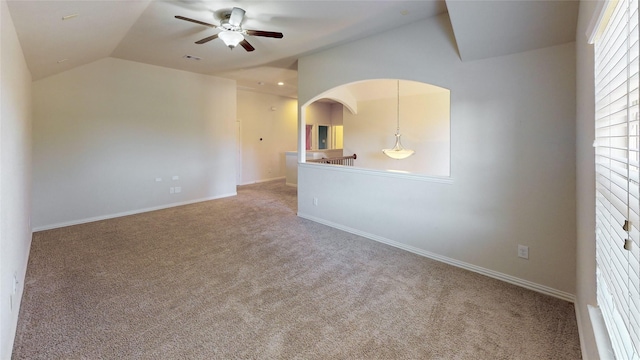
299,79 -> 450,177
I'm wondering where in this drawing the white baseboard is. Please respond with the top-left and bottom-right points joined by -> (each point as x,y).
298,212 -> 576,303
238,176 -> 285,186
33,192 -> 237,232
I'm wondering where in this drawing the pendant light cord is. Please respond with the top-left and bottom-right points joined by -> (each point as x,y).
396,80 -> 400,133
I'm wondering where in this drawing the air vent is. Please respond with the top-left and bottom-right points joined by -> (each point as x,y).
183,55 -> 202,61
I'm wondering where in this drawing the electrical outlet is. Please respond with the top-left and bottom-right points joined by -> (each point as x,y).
313,197 -> 318,206
155,177 -> 162,182
172,176 -> 179,180
518,245 -> 529,259
170,187 -> 175,194
175,187 -> 182,193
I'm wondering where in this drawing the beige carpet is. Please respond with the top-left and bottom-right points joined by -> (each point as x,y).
13,180 -> 582,359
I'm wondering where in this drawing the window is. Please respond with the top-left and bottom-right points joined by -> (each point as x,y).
593,0 -> 639,358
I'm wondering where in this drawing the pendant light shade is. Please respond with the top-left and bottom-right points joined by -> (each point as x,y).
218,31 -> 244,49
383,133 -> 415,159
382,80 -> 414,160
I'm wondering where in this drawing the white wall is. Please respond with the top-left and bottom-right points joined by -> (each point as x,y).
32,58 -> 237,230
343,90 -> 450,176
575,0 -> 599,358
306,102 -> 333,128
237,90 -> 297,185
298,14 -> 577,298
331,103 -> 343,126
0,1 -> 33,357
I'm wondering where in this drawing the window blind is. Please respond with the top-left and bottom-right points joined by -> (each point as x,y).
594,0 -> 640,358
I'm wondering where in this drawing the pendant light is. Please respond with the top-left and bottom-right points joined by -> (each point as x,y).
382,80 -> 415,160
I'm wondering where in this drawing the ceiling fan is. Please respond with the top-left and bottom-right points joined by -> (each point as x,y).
175,7 -> 283,52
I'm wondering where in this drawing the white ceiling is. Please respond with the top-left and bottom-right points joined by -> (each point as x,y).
6,0 -> 578,99
446,0 -> 579,62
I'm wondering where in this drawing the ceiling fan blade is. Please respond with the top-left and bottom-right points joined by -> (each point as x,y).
195,34 -> 218,44
239,39 -> 255,52
175,15 -> 216,28
245,30 -> 283,39
229,7 -> 245,27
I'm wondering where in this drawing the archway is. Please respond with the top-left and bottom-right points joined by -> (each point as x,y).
299,79 -> 450,177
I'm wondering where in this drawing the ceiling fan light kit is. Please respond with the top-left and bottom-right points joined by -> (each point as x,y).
218,31 -> 244,49
175,7 -> 283,52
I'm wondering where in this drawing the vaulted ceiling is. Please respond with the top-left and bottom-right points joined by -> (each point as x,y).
6,0 -> 579,98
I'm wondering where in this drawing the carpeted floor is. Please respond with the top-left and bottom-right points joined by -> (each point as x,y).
13,180 -> 582,359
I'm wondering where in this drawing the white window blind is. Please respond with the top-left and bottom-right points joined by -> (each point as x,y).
594,0 -> 640,358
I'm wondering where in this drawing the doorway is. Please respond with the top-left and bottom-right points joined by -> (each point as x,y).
318,125 -> 328,150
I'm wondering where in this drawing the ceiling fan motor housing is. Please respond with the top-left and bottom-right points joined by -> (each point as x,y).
219,18 -> 241,32
219,7 -> 245,31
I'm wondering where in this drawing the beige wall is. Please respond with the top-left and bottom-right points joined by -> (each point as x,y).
237,90 -> 297,185
305,102 -> 333,151
0,1 -> 33,357
32,58 -> 237,230
342,87 -> 450,176
331,103 -> 343,126
298,14 -> 576,299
